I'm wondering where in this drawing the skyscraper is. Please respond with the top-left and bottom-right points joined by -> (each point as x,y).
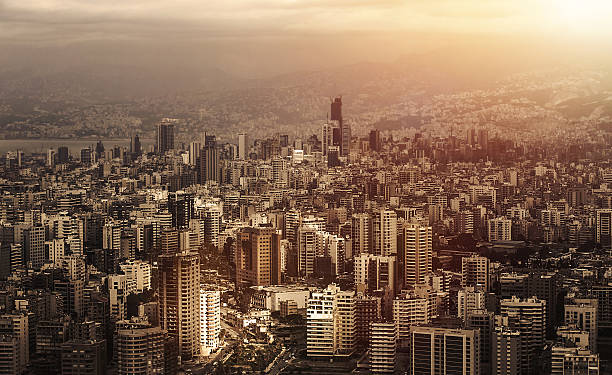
116,323 -> 169,375
369,322 -> 397,374
157,119 -> 176,154
0,313 -> 29,374
188,141 -> 201,166
374,210 -> 397,256
351,213 -> 371,256
321,122 -> 333,156
462,254 -> 490,291
130,134 -> 141,156
402,223 -> 432,287
238,133 -> 248,160
409,326 -> 480,375
369,129 -> 381,152
199,289 -> 220,356
168,191 -> 194,230
492,327 -> 522,375
54,146 -> 68,164
596,209 -> 612,249
329,96 -> 350,156
235,226 -> 281,286
198,136 -> 219,184
23,225 -> 46,268
297,225 -> 317,278
159,251 -> 200,362
307,284 -> 355,358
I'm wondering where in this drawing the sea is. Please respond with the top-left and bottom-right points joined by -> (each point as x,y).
0,139 -> 154,156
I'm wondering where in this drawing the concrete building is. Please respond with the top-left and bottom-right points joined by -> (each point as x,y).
408,326 -> 480,375
117,324 -> 168,375
157,118 -> 176,154
199,289 -> 220,356
354,254 -> 396,296
492,327 -> 522,375
457,286 -> 486,320
351,213 -> 371,256
159,251 -> 200,362
462,254 -> 490,291
402,223 -> 432,287
119,260 -> 152,294
596,209 -> 612,249
369,322 -> 396,374
394,287 -> 434,348
565,298 -> 598,352
488,217 -> 512,242
466,309 -> 494,375
235,226 -> 281,287
60,340 -> 106,375
250,285 -> 310,312
306,284 -> 355,358
0,314 -> 29,375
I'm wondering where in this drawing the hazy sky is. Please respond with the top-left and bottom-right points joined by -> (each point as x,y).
1,0 -> 611,77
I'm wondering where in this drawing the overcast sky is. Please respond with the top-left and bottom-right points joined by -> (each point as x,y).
1,0 -> 611,77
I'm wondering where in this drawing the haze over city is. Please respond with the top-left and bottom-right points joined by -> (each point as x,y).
1,1 -> 612,375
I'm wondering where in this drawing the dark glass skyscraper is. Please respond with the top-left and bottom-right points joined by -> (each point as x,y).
157,119 -> 176,154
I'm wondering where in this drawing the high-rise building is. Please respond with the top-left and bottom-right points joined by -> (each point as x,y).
57,146 -> 69,163
306,284 -> 355,358
354,254 -> 395,297
408,326 -> 480,375
159,251 -> 200,361
321,123 -> 333,156
462,254 -> 490,291
492,327 -> 522,375
369,322 -> 396,374
550,346 -> 599,375
297,225 -> 317,278
565,297 -> 598,352
130,134 -> 141,156
168,191 -> 194,230
500,297 -> 547,349
355,294 -> 382,347
238,133 -> 248,160
457,286 -> 486,319
499,297 -> 547,374
199,289 -> 220,356
373,210 -> 397,257
108,274 -> 128,320
203,205 -> 221,247
157,119 -> 176,154
596,209 -> 612,249
351,213 -> 371,256
60,340 -> 106,375
198,138 -> 219,184
116,323 -> 169,375
402,223 -> 432,287
119,260 -> 152,294
466,309 -> 494,375
369,129 -> 382,152
80,147 -> 93,164
23,225 -> 46,269
0,313 -> 29,375
47,149 -> 56,167
188,141 -> 201,166
488,217 -> 512,242
235,226 -> 281,286
394,287 -> 434,348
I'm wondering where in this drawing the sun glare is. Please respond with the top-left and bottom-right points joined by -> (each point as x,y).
555,0 -> 612,34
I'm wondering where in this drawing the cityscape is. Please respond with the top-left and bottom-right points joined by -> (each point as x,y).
1,1 -> 612,375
